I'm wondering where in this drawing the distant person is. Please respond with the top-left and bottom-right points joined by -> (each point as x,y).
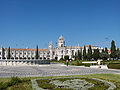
97,59 -> 101,68
70,60 -> 71,66
66,59 -> 68,66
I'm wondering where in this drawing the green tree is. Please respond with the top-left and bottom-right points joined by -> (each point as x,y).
100,48 -> 109,60
101,47 -> 109,60
64,55 -> 69,60
105,47 -> 108,54
74,52 -> 77,60
100,51 -> 109,60
87,46 -> 92,60
77,50 -> 82,60
93,48 -> 100,60
74,50 -> 82,60
110,40 -> 116,60
104,47 -> 109,60
116,48 -> 120,59
35,45 -> 39,59
102,49 -> 105,53
83,46 -> 87,60
100,49 -> 104,59
8,46 -> 11,59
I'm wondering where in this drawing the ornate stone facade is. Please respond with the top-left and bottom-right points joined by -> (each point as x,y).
50,35 -> 103,60
0,35 -> 103,60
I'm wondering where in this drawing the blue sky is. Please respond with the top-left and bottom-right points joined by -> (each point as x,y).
0,0 -> 120,49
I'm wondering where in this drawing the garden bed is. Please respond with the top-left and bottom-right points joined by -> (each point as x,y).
31,77 -> 116,90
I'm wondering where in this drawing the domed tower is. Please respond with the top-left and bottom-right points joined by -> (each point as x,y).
58,35 -> 65,47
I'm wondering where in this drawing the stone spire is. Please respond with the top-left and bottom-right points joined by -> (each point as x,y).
59,35 -> 64,40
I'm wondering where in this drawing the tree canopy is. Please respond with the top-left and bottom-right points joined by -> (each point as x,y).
93,48 -> 100,60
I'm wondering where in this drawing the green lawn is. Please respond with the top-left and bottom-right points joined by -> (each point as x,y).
0,73 -> 120,90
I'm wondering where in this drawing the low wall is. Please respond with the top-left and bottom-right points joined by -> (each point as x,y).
0,59 -> 50,66
90,65 -> 108,69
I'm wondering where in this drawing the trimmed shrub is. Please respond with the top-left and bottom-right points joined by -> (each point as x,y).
108,63 -> 120,69
84,63 -> 91,67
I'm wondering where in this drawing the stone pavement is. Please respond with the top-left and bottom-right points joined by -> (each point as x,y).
0,64 -> 120,78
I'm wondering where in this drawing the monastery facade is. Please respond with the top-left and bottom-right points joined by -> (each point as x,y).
0,36 -> 103,61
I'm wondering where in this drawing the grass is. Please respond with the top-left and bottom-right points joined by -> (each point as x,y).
0,73 -> 120,89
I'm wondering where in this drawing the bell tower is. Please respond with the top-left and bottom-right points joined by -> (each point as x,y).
58,35 -> 65,47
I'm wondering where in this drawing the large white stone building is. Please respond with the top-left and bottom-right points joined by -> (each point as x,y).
50,35 -> 103,60
0,35 -> 104,61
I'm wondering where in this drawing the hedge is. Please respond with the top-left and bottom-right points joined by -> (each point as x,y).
108,63 -> 120,69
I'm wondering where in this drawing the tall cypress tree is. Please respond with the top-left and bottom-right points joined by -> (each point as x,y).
110,40 -> 116,60
83,46 -> 87,60
8,46 -> 11,59
35,45 -> 39,59
87,46 -> 92,60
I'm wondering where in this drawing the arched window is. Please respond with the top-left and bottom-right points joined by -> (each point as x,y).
40,57 -> 42,59
61,44 -> 63,47
61,50 -> 63,54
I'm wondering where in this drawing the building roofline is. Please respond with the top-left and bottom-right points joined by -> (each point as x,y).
5,48 -> 49,51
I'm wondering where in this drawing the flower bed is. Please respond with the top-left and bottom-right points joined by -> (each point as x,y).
31,77 -> 116,90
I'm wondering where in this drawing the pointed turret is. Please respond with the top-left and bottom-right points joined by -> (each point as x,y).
59,35 -> 64,40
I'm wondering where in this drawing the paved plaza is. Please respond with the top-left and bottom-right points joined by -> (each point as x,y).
0,64 -> 120,78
